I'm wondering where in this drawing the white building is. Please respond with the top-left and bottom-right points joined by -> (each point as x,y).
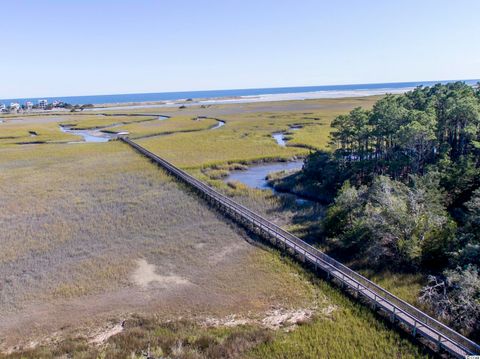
0,103 -> 6,112
10,102 -> 20,111
38,99 -> 48,109
25,101 -> 33,110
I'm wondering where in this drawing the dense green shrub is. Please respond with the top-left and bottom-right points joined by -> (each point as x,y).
324,176 -> 456,269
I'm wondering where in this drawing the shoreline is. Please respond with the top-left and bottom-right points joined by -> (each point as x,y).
88,87 -> 412,111
3,79 -> 477,113
0,93 -> 386,116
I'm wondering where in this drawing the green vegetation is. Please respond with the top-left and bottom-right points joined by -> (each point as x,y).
106,96 -> 378,169
0,114 -> 157,146
281,82 -> 480,340
110,116 -> 219,138
249,278 -> 430,359
135,111 -> 313,168
58,114 -> 158,129
0,120 -> 78,145
139,128 -> 306,169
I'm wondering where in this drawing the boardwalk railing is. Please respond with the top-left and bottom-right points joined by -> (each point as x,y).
121,137 -> 480,358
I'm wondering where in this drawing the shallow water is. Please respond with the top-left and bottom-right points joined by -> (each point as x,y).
60,126 -> 115,143
211,120 -> 225,129
225,160 -> 303,189
272,125 -> 302,146
272,132 -> 287,146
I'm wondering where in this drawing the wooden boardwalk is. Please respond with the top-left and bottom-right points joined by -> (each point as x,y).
121,137 -> 480,358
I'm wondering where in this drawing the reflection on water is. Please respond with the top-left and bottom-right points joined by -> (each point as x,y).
224,160 -> 303,189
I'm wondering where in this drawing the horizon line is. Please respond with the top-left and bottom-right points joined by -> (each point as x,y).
1,78 -> 479,102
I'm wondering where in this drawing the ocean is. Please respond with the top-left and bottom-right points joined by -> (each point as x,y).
1,80 -> 478,106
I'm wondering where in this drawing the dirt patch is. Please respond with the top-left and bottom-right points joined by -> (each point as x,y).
261,308 -> 314,330
89,321 -> 124,345
202,314 -> 251,328
202,305 -> 330,331
131,259 -> 190,288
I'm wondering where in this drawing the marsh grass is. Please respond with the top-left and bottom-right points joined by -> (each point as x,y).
132,97 -> 379,169
0,255 -> 431,359
0,141 -> 321,353
0,121 -> 78,145
0,317 -> 274,359
57,115 -> 158,129
0,96 -> 431,358
357,269 -> 426,307
0,113 -> 163,146
110,116 -> 219,138
138,128 -> 306,169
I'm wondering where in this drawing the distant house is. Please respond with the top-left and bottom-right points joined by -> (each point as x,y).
38,99 -> 48,109
25,101 -> 33,110
10,102 -> 20,112
0,103 -> 6,112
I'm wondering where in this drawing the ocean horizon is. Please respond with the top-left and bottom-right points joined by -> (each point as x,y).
2,79 -> 478,106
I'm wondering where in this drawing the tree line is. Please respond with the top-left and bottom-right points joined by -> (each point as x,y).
300,82 -> 480,339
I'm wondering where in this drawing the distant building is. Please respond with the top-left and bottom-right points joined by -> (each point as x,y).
0,103 -> 6,112
25,101 -> 33,110
38,99 -> 48,109
52,100 -> 60,107
8,103 -> 20,113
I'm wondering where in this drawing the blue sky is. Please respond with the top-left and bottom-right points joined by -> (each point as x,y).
1,0 -> 479,98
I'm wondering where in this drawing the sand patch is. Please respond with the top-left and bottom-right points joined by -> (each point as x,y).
202,314 -> 250,328
202,306 -> 326,331
261,308 -> 314,330
131,259 -> 190,288
89,322 -> 124,345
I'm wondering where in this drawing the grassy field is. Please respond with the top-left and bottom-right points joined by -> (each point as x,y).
57,114 -> 159,129
0,119 -> 77,145
110,116 -> 219,139
0,114 -> 158,146
0,96 -> 432,358
1,255 -> 430,359
0,142 -> 317,350
0,96 -> 378,152
120,97 -> 380,169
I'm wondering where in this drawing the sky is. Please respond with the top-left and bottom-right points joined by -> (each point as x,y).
1,0 -> 479,98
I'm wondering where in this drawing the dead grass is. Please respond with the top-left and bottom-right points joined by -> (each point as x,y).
0,141 -> 316,351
